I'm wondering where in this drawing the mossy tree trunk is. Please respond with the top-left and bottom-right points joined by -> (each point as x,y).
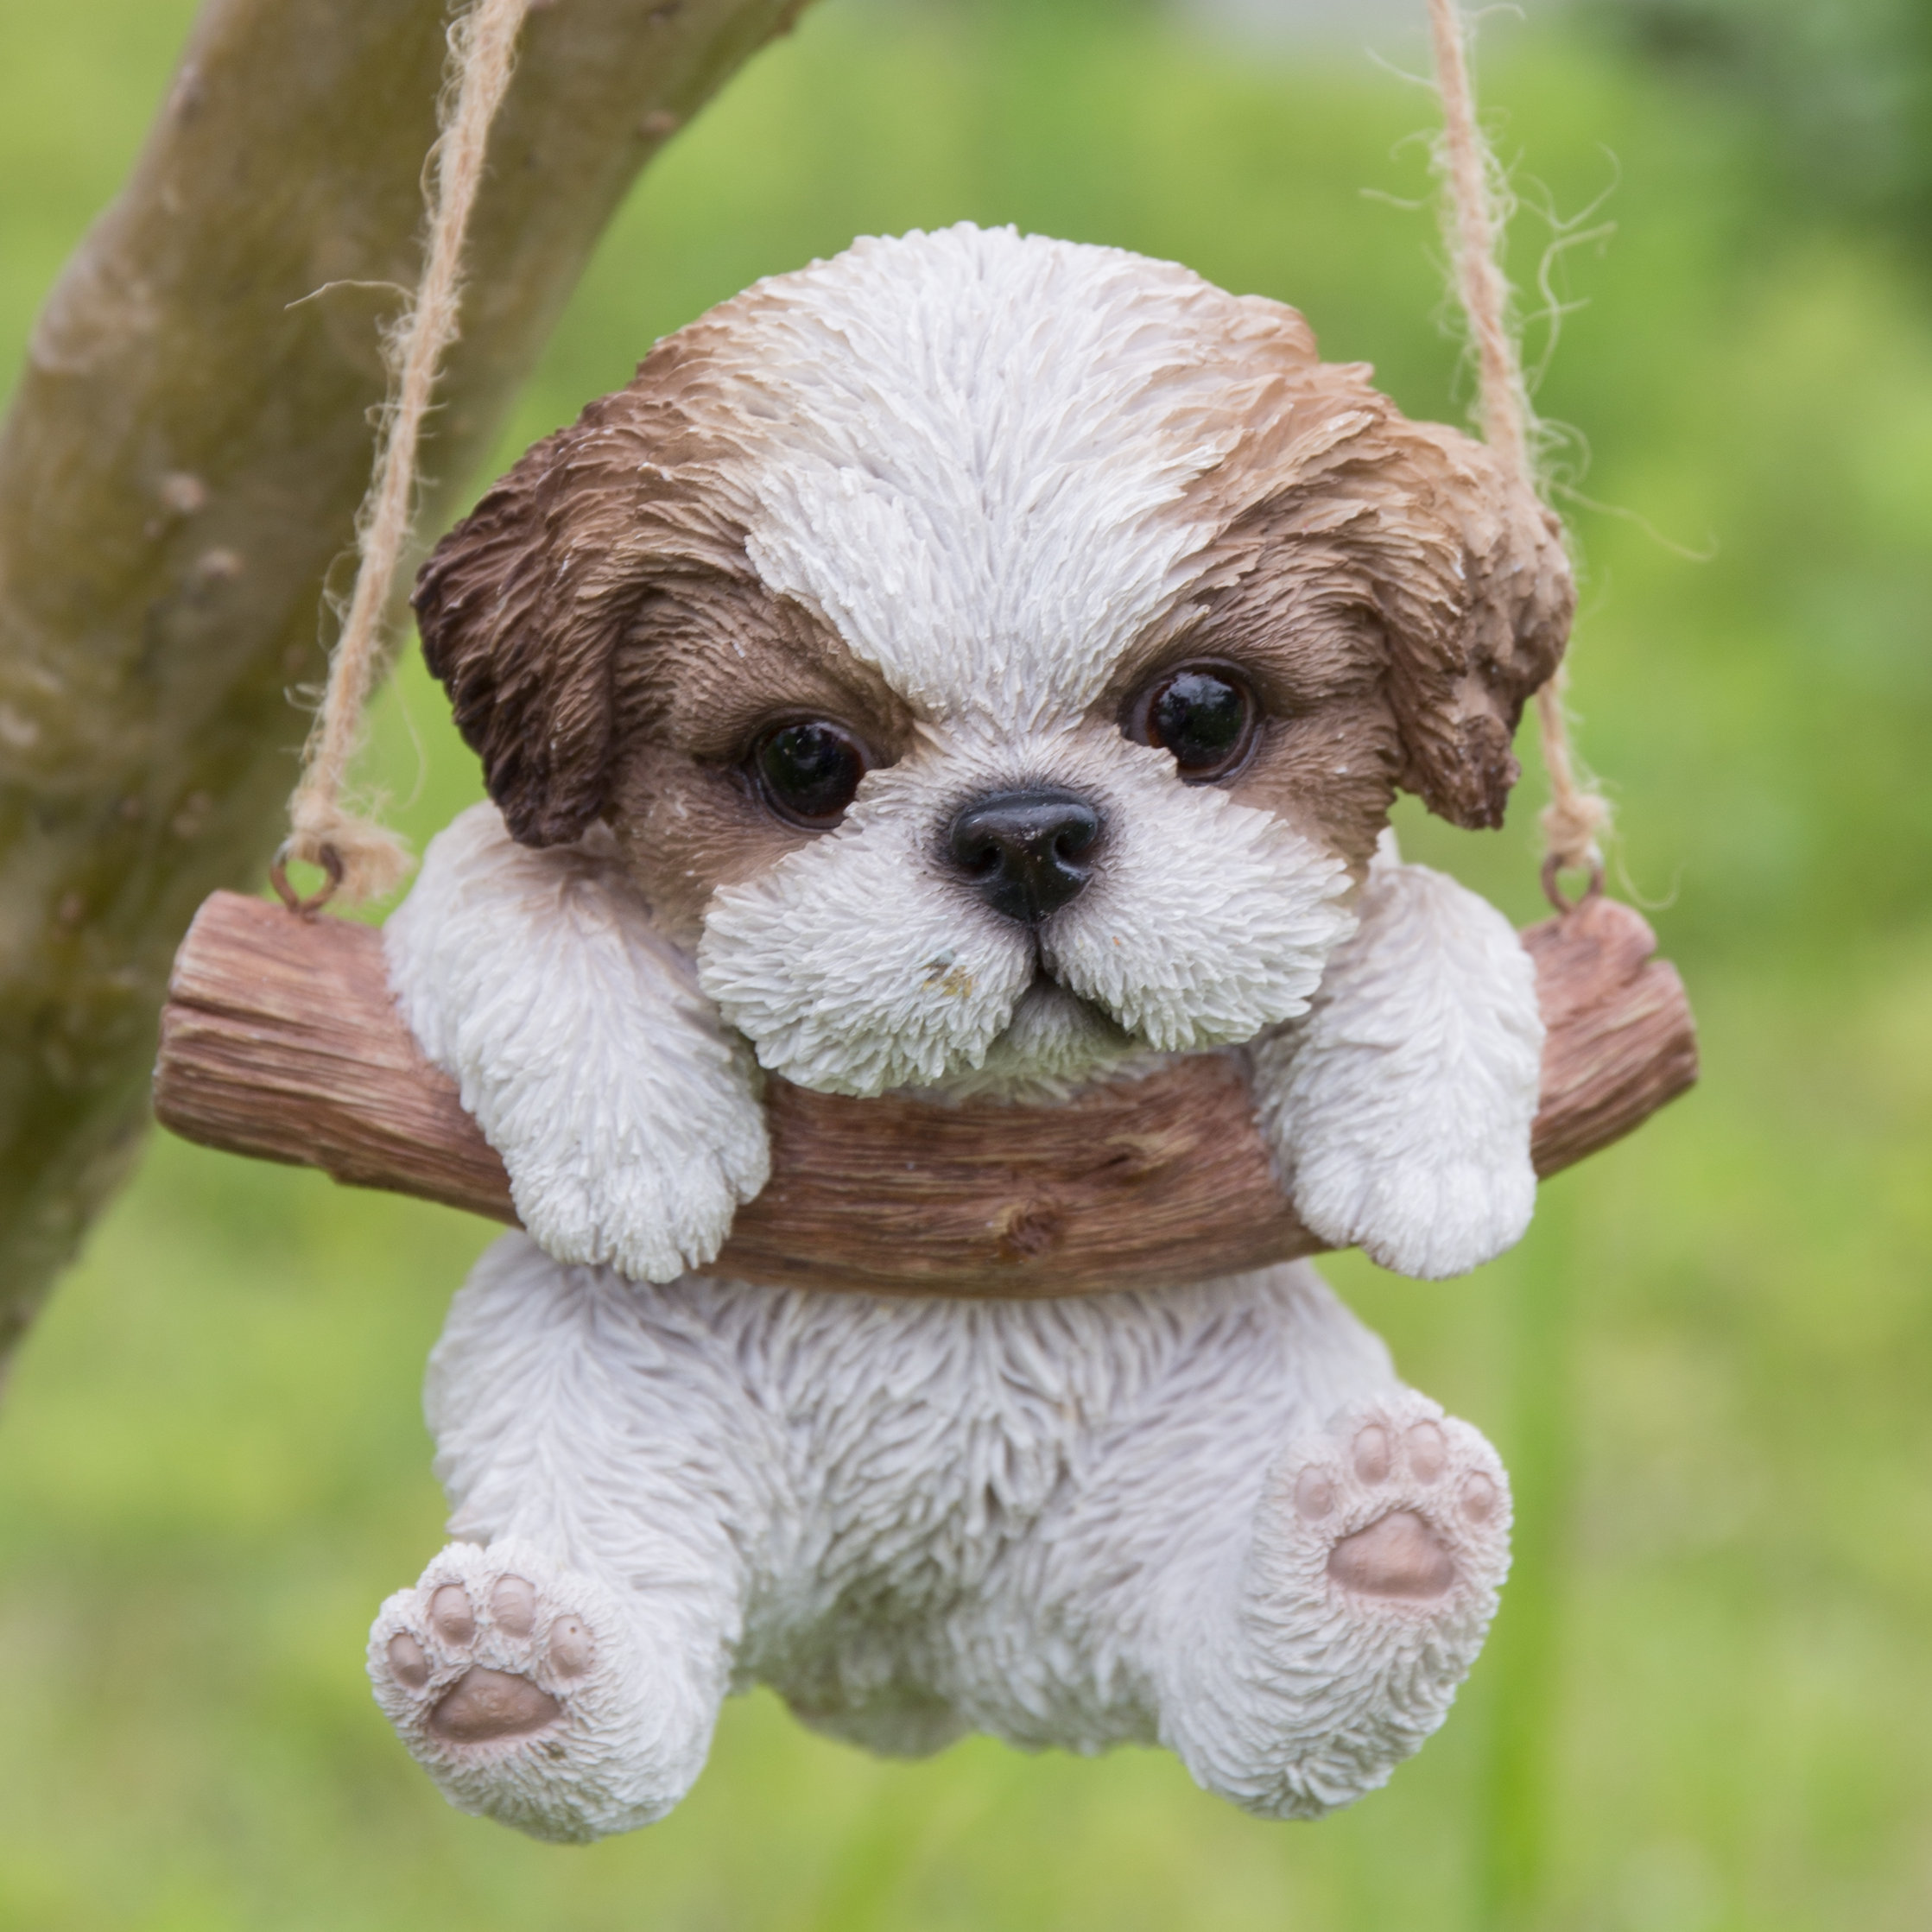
0,0 -> 808,1377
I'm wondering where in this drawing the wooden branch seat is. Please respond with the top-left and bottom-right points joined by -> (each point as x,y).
152,890 -> 1696,1298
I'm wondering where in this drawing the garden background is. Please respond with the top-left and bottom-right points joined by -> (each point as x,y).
3,0 -> 1930,1926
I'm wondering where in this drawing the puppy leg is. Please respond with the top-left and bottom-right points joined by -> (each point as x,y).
367,1235 -> 764,1841
1252,833 -> 1543,1279
1160,1387 -> 1511,1819
1008,1267 -> 1510,1817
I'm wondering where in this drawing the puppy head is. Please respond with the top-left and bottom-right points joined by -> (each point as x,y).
415,224 -> 1572,1096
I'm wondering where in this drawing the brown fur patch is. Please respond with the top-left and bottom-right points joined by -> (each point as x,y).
414,323 -> 914,933
604,583 -> 915,942
1096,318 -> 1572,863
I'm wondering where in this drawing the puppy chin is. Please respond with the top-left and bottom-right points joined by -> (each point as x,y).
929,976 -> 1146,1101
696,766 -> 1037,1097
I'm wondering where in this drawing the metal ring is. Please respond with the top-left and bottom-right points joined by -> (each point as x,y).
269,842 -> 345,918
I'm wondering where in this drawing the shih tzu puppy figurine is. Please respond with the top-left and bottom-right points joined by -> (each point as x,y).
371,224 -> 1571,1842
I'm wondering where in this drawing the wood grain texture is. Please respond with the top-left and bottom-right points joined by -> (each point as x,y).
155,888 -> 1697,1297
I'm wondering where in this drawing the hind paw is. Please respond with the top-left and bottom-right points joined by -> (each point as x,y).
1174,1391 -> 1512,1820
369,1539 -> 699,1841
371,1542 -> 594,1747
1262,1391 -> 1510,1619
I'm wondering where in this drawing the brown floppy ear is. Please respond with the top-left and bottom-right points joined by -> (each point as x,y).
1375,425 -> 1574,830
413,423 -> 620,847
415,327 -> 765,845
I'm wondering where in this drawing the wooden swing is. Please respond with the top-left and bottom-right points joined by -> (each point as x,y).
149,0 -> 1698,1297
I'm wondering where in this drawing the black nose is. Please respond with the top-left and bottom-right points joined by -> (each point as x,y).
948,789 -> 1101,924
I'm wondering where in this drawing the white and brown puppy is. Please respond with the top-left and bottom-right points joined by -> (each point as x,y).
371,224 -> 1571,1842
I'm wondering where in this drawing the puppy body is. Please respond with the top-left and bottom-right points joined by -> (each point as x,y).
371,225 -> 1568,1840
370,1229 -> 1506,1842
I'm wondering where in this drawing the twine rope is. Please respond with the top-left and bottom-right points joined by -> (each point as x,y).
1425,0 -> 1610,890
282,0 -> 532,907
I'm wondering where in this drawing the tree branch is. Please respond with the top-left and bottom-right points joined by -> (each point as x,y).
0,0 -> 812,1373
155,890 -> 1698,1298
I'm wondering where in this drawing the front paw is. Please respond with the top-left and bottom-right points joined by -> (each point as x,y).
506,1105 -> 769,1285
1291,1140 -> 1536,1280
384,803 -> 770,1285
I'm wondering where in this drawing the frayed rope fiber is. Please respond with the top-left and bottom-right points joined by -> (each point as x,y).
1426,0 -> 1611,884
283,0 -> 532,906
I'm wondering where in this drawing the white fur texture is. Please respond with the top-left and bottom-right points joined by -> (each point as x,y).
729,226 -> 1271,733
369,1236 -> 1511,1841
1252,833 -> 1544,1279
384,803 -> 769,1283
694,755 -> 1040,1096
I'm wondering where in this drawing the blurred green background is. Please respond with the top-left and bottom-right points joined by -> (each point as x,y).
3,0 -> 1930,1926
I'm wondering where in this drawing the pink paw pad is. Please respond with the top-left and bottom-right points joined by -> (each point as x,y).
1276,1398 -> 1511,1611
372,1555 -> 597,1751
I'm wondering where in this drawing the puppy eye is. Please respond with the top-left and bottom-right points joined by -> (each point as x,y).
1128,665 -> 1258,782
749,719 -> 870,828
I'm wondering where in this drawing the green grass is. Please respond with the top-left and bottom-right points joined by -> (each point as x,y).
4,2 -> 1932,1926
